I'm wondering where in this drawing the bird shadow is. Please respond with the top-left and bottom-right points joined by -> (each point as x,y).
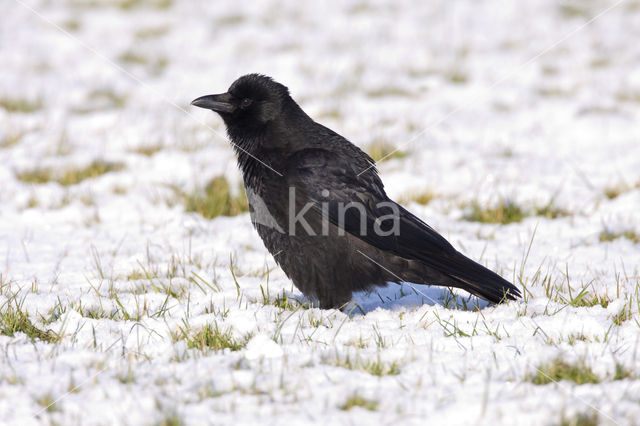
346,282 -> 491,316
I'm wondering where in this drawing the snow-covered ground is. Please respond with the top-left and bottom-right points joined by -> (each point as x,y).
1,0 -> 640,424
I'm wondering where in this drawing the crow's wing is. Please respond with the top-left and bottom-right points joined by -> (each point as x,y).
287,148 -> 520,302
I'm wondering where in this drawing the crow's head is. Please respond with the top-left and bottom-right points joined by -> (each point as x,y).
192,74 -> 290,137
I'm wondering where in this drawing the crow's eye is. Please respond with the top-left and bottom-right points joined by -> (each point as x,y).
240,98 -> 253,109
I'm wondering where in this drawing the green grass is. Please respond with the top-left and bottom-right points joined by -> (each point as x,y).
261,289 -> 307,311
558,2 -> 591,18
366,140 -> 408,163
463,199 -> 569,224
126,270 -> 146,281
73,89 -> 128,114
0,97 -> 42,113
80,305 -> 115,320
156,412 -> 183,426
118,50 -> 168,74
537,86 -> 575,98
613,363 -> 634,380
1,132 -> 25,148
26,195 -> 39,209
62,19 -> 81,31
604,184 -> 627,200
534,264 -> 615,311
567,290 -> 611,308
315,107 -> 342,121
177,323 -> 249,352
560,412 -> 599,426
399,190 -> 435,206
0,304 -> 58,343
463,200 -> 527,224
135,26 -> 170,40
447,70 -> 468,84
88,89 -> 128,109
16,160 -> 124,186
117,0 -> 173,10
327,355 -> 401,376
533,201 -> 570,219
566,334 -> 590,345
118,50 -> 150,65
528,358 -> 600,385
599,229 -> 639,244
117,363 -> 135,384
36,393 -> 58,413
215,14 -> 246,27
366,86 -> 415,98
340,393 -> 379,411
183,176 -> 249,219
132,143 -> 164,156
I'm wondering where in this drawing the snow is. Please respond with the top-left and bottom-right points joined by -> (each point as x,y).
1,0 -> 640,425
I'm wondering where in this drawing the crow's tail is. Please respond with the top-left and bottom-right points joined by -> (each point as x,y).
416,250 -> 521,304
447,253 -> 520,303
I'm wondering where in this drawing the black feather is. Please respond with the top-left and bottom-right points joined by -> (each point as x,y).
192,74 -> 521,308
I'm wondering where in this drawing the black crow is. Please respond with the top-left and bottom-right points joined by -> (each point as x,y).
192,74 -> 521,308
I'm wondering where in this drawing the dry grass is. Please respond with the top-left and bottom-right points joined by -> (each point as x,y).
183,176 -> 249,219
17,160 -> 125,186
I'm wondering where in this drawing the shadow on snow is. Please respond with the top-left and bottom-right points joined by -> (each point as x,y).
346,282 -> 491,315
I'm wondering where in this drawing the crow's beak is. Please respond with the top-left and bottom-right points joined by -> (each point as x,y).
191,93 -> 236,113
